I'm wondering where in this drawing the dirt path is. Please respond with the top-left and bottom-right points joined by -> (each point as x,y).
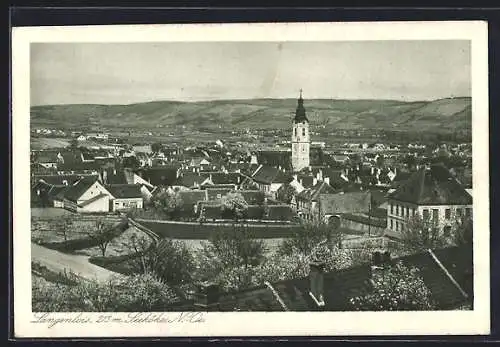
31,243 -> 124,282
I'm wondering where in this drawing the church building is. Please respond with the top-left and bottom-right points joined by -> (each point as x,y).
292,90 -> 311,172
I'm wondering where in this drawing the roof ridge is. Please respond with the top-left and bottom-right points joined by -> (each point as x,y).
264,281 -> 289,311
427,249 -> 469,299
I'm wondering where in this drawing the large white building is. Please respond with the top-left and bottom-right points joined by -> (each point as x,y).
291,90 -> 310,172
386,164 -> 473,237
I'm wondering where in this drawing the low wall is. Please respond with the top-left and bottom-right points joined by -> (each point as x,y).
341,218 -> 386,236
133,218 -> 302,239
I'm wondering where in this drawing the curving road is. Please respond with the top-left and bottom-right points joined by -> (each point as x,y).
31,242 -> 124,283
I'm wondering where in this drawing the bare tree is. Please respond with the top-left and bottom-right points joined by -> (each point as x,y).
56,215 -> 73,242
87,219 -> 114,257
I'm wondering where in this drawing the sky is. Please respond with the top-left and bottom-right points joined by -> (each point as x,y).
30,41 -> 471,106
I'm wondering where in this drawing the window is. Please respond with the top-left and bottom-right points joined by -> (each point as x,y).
406,207 -> 409,217
457,208 -> 463,217
432,209 -> 439,221
445,208 -> 451,219
390,219 -> 393,229
423,209 -> 429,220
294,128 -> 296,136
396,205 -> 399,216
390,204 -> 393,214
302,128 -> 305,136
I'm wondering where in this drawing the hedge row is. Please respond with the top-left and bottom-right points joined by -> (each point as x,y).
40,220 -> 130,252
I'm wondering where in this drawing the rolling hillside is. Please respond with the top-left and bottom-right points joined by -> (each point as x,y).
30,97 -> 472,132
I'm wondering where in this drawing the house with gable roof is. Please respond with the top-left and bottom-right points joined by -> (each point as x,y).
63,176 -> 112,213
251,164 -> 291,198
386,164 -> 473,238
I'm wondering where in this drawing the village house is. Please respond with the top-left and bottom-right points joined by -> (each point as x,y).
251,164 -> 291,198
105,184 -> 145,211
386,164 -> 473,238
63,176 -> 112,213
59,176 -> 146,213
293,178 -> 336,221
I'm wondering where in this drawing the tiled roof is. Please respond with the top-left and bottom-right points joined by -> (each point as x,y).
388,165 -> 473,205
105,184 -> 143,199
400,246 -> 472,309
252,165 -> 291,185
137,165 -> 179,186
209,172 -> 243,185
103,168 -> 128,185
256,151 -> 292,170
318,192 -> 372,215
297,181 -> 337,202
63,176 -> 101,202
310,147 -> 326,167
48,185 -> 70,200
78,193 -> 108,207
35,174 -> 97,186
165,245 -> 472,312
176,173 -> 210,188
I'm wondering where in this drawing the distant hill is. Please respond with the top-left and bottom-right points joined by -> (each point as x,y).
30,97 -> 472,132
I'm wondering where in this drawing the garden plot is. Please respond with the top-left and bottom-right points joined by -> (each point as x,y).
74,226 -> 154,258
31,216 -> 121,244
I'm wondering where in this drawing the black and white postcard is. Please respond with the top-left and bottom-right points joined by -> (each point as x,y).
12,21 -> 490,337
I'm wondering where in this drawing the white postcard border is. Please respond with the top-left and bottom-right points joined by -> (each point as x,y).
12,21 -> 490,338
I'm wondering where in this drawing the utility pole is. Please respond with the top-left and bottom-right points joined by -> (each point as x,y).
368,191 -> 372,237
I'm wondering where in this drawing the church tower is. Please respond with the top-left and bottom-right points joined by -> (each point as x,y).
291,89 -> 310,172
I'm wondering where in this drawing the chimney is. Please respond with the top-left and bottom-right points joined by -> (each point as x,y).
309,261 -> 325,308
324,177 -> 330,185
193,282 -> 220,311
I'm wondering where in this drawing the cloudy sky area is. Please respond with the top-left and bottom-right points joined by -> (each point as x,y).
30,41 -> 470,106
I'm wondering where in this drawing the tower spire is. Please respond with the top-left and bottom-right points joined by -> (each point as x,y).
294,88 -> 308,123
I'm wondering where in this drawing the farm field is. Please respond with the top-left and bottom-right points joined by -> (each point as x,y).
31,137 -> 70,149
